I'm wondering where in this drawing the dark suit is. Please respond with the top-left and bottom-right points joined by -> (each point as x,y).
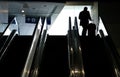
79,10 -> 91,36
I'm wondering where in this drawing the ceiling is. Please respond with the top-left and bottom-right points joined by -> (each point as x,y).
8,2 -> 65,17
0,1 -> 65,17
0,1 -> 64,23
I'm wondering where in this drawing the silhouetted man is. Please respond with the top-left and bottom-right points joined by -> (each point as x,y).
79,7 -> 92,36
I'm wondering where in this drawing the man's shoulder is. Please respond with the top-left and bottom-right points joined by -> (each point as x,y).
80,11 -> 84,14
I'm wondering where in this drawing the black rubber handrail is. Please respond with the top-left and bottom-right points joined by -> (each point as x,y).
98,17 -> 120,59
106,35 -> 120,67
99,29 -> 120,77
0,29 -> 17,61
74,16 -> 79,34
99,17 -> 120,71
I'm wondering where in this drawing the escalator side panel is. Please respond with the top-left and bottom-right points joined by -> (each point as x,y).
39,36 -> 69,77
0,36 -> 33,77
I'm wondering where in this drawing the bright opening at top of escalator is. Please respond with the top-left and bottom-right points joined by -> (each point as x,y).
48,5 -> 92,36
47,5 -> 108,36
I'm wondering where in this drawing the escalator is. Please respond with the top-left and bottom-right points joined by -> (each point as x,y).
0,16 -> 118,77
67,16 -> 119,77
38,34 -> 115,77
35,15 -> 119,77
0,16 -> 34,77
38,35 -> 70,77
0,35 -> 33,77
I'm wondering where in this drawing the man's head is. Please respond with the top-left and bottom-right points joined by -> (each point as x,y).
84,7 -> 88,11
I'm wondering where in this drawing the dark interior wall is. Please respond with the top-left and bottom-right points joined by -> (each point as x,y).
98,1 -> 120,51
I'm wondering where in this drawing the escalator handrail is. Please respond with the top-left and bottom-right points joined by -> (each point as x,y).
0,29 -> 17,61
99,29 -> 120,77
67,17 -> 72,76
28,17 -> 47,77
98,17 -> 120,58
74,16 -> 79,34
69,16 -> 72,31
21,17 -> 45,77
99,16 -> 120,69
68,16 -> 85,77
0,16 -> 15,40
29,30 -> 47,77
32,17 -> 41,36
73,16 -> 85,77
100,30 -> 120,64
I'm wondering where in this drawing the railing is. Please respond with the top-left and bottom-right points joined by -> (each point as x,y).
29,17 -> 48,77
0,16 -> 18,61
0,29 -> 17,61
98,17 -> 120,77
21,17 -> 42,77
99,30 -> 120,77
21,17 -> 48,77
67,16 -> 85,77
